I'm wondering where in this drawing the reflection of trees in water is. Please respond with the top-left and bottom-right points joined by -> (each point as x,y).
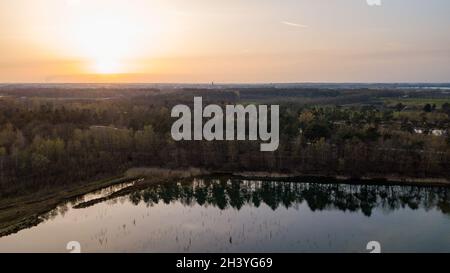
128,178 -> 450,217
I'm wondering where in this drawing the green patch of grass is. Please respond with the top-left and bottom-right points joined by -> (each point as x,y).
384,98 -> 450,107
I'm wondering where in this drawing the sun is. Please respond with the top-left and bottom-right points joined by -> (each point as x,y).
70,11 -> 139,75
94,59 -> 121,74
59,2 -> 168,77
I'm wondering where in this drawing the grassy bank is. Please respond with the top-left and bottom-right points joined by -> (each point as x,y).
229,172 -> 450,187
0,168 -> 207,237
0,176 -> 137,237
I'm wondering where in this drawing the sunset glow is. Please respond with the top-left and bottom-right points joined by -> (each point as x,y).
1,0 -> 450,82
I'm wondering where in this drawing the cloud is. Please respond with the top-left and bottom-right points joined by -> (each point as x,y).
281,21 -> 308,28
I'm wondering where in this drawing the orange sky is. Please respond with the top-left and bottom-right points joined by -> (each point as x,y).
1,0 -> 449,83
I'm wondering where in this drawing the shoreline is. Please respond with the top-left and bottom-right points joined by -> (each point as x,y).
1,169 -> 449,237
0,176 -> 138,237
227,172 -> 450,187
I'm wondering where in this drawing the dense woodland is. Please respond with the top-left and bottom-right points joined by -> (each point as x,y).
0,85 -> 449,196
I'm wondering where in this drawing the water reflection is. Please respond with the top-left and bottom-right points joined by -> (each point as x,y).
0,178 -> 449,253
129,178 -> 450,217
40,181 -> 136,222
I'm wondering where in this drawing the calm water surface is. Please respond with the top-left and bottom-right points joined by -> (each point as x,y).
0,178 -> 449,252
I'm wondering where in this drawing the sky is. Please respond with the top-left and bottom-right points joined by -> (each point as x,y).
0,0 -> 449,83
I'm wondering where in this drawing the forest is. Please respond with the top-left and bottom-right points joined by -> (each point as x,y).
0,84 -> 449,197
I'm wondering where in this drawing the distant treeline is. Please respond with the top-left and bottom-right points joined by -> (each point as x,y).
0,87 -> 449,196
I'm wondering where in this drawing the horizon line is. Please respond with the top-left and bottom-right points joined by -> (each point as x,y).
1,82 -> 450,85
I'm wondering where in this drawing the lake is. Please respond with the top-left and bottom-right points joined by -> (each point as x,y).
0,177 -> 449,252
